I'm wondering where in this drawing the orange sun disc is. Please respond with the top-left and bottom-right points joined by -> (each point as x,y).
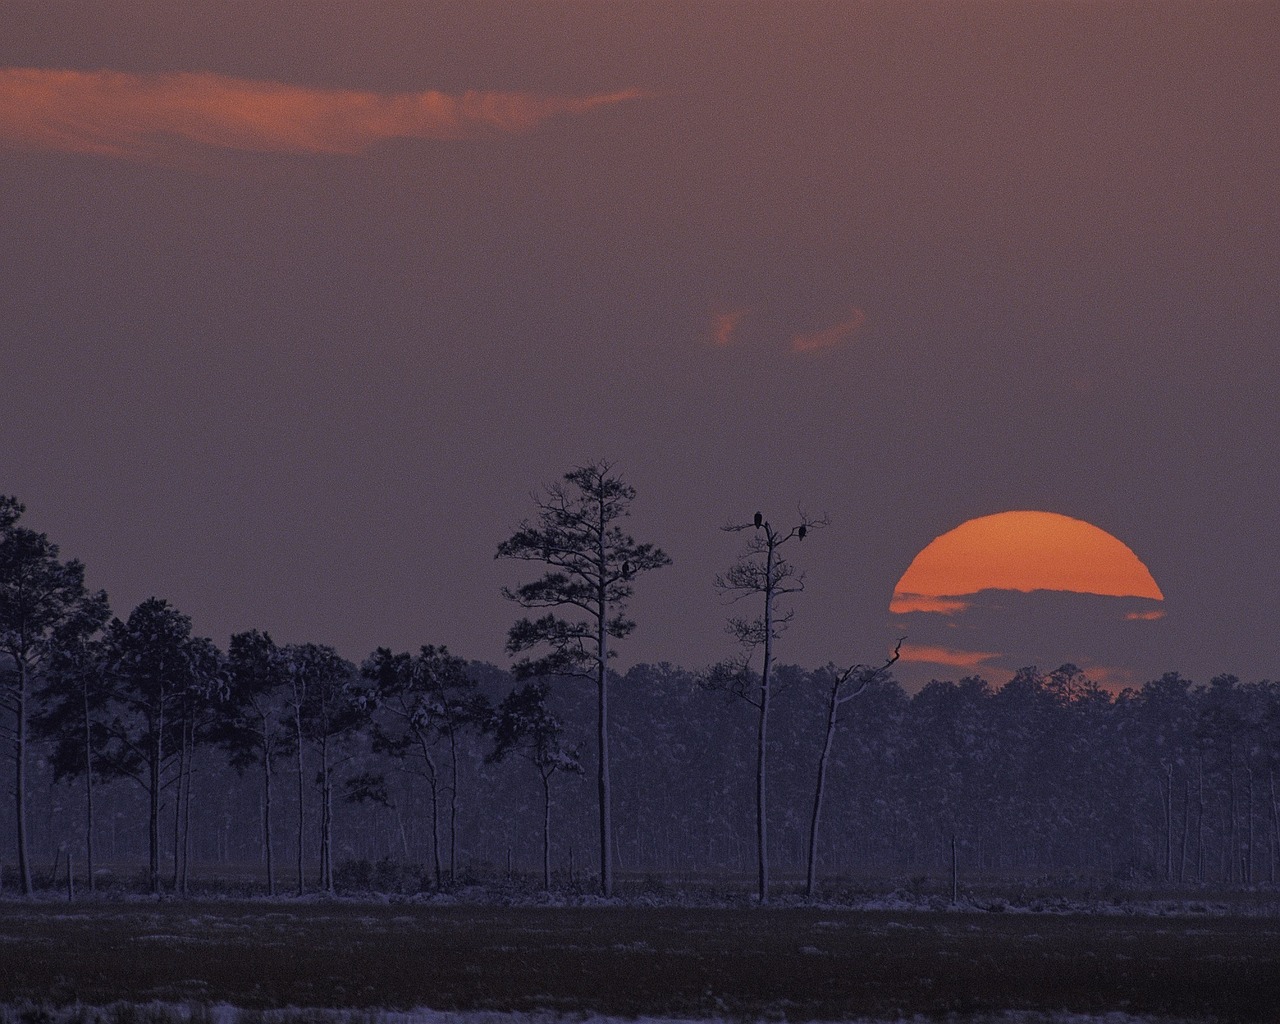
892,510 -> 1163,610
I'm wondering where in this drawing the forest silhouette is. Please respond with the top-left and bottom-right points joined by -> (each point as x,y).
1,474 -> 1275,901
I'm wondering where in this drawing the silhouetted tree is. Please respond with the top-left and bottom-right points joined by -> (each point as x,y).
37,599 -> 114,893
357,645 -> 488,887
488,680 -> 582,890
97,598 -> 222,894
1196,675 -> 1247,883
280,643 -> 359,894
1125,672 -> 1195,882
805,640 -> 901,897
711,510 -> 824,902
496,461 -> 670,897
169,635 -> 225,894
0,497 -> 108,895
219,630 -> 293,895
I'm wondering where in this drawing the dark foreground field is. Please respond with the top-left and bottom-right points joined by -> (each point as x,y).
0,901 -> 1277,1021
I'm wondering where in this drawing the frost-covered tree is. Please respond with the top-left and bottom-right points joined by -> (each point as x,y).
710,510 -> 824,902
497,461 -> 670,897
357,645 -> 488,888
488,680 -> 582,890
0,496 -> 108,895
280,643 -> 359,894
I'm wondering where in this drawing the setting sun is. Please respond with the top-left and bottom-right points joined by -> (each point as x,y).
892,510 -> 1164,612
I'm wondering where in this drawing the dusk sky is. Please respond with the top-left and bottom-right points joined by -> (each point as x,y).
2,2 -> 1276,691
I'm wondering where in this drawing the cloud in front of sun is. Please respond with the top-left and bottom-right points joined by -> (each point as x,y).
891,511 -> 1166,688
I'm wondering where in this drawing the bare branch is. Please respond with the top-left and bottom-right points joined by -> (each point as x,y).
833,637 -> 905,709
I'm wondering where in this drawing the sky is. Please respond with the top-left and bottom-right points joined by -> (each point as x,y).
1,1 -> 1276,691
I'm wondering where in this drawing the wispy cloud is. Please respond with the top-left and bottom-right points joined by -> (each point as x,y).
709,309 -> 747,347
790,308 -> 866,354
0,68 -> 645,160
1125,609 -> 1166,621
899,643 -> 1001,669
889,593 -> 970,615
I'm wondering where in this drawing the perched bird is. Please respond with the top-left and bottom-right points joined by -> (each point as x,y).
754,511 -> 763,529
798,524 -> 807,541
621,560 -> 632,579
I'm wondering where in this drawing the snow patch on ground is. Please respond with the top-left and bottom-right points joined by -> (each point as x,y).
4,884 -> 1277,919
0,1005 -> 1199,1024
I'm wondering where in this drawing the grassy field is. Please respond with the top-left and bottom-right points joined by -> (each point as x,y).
0,901 -> 1276,1021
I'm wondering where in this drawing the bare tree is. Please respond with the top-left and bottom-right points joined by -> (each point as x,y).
497,461 -> 670,897
805,640 -> 902,897
712,510 -> 826,902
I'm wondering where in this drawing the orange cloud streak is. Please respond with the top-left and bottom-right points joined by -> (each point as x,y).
889,593 -> 970,615
710,309 -> 746,347
0,68 -> 645,159
1125,609 -> 1166,621
790,308 -> 866,353
899,643 -> 1001,669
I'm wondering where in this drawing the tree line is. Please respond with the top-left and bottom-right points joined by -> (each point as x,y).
2,469 -> 1277,901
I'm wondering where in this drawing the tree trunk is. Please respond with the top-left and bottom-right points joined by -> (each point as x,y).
262,731 -> 275,896
756,677 -> 771,903
756,540 -> 774,904
149,704 -> 164,895
319,732 -> 332,893
448,725 -> 459,885
805,692 -> 839,898
1268,767 -> 1277,886
396,806 -> 409,859
1196,751 -> 1205,885
1246,767 -> 1254,885
951,833 -> 958,904
83,676 -> 95,893
172,717 -> 186,890
326,759 -> 334,892
542,771 -> 552,892
294,705 -> 305,896
1178,776 -> 1190,884
1227,764 -> 1237,884
181,739 -> 194,894
597,536 -> 613,898
428,772 -> 441,888
418,734 -> 442,888
13,657 -> 32,896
